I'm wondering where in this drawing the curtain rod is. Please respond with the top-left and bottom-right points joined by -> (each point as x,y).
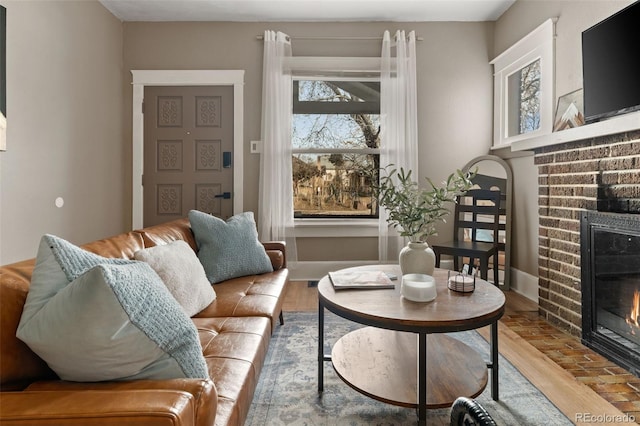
256,35 -> 423,41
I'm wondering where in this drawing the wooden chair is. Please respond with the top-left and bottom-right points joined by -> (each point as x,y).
432,189 -> 501,286
467,173 -> 508,282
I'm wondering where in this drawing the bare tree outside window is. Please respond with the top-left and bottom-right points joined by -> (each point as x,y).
518,59 -> 541,133
292,80 -> 380,218
506,58 -> 541,137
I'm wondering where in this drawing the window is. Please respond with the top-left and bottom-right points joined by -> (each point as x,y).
491,19 -> 555,148
507,59 -> 540,136
292,79 -> 380,219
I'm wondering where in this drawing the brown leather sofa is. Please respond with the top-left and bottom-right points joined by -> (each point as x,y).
0,217 -> 289,426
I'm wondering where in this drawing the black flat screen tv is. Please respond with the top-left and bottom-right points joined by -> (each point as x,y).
582,1 -> 640,123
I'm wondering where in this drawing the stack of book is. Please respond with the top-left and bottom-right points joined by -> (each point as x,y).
328,270 -> 395,290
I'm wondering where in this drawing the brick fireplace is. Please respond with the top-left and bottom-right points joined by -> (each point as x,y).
534,129 -> 640,338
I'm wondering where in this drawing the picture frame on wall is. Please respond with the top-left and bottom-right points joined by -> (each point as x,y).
0,4 -> 6,151
553,88 -> 585,132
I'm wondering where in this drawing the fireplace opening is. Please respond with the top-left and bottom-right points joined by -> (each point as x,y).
581,211 -> 640,376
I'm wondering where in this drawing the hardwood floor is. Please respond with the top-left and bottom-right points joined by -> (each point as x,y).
282,280 -> 637,425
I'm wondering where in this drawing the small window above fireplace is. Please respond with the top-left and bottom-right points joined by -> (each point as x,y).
490,18 -> 555,148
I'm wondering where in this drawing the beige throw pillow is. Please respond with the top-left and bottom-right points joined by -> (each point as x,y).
135,240 -> 216,317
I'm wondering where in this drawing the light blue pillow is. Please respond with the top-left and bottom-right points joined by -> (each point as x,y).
19,235 -> 134,327
189,210 -> 273,283
17,235 -> 209,382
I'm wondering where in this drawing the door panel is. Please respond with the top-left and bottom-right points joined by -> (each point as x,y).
144,86 -> 233,226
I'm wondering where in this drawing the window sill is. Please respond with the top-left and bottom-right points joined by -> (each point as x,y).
293,219 -> 379,237
510,110 -> 640,151
490,126 -> 550,151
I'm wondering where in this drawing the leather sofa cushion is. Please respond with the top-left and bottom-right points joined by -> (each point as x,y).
194,316 -> 271,426
194,269 -> 288,332
26,379 -> 217,426
262,242 -> 286,270
81,231 -> 146,259
26,316 -> 270,426
135,218 -> 199,252
0,260 -> 56,389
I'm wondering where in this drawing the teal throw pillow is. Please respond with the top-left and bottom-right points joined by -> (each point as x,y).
188,210 -> 273,283
17,235 -> 209,382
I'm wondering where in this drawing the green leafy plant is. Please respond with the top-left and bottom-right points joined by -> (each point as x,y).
375,166 -> 475,243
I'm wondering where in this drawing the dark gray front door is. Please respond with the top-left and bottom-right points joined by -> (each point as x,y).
143,85 -> 234,226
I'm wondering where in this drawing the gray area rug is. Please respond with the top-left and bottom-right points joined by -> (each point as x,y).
246,311 -> 573,425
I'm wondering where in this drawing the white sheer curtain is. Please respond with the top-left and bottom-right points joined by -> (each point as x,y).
258,30 -> 297,261
378,30 -> 419,262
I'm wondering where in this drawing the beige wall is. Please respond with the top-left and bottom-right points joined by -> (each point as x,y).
493,0 -> 633,276
12,2 -> 608,267
0,0 -> 125,264
297,237 -> 378,262
123,21 -> 494,260
0,4 -> 495,265
3,1 -> 629,269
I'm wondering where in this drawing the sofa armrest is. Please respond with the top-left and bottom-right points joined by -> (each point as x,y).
262,241 -> 286,269
0,389 -> 201,426
18,379 -> 216,426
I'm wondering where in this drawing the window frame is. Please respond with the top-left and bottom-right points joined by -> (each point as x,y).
491,18 -> 555,148
291,75 -> 382,222
282,57 -> 383,235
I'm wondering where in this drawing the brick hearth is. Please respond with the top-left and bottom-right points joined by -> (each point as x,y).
534,129 -> 640,337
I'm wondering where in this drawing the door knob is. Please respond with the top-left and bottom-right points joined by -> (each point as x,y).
214,192 -> 231,199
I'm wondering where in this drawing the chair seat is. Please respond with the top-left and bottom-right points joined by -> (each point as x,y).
432,239 -> 499,284
432,240 -> 498,258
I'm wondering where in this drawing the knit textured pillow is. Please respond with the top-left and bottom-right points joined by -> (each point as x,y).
17,235 -> 209,382
188,210 -> 273,283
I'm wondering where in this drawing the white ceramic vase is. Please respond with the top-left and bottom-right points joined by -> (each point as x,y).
398,241 -> 436,276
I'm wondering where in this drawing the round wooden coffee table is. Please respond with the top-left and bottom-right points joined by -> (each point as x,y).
317,265 -> 505,425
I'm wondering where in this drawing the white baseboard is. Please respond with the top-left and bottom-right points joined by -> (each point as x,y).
289,260 -> 381,281
289,261 -> 539,305
509,267 -> 539,303
441,260 -> 538,303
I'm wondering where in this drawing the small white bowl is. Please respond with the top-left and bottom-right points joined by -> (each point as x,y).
401,273 -> 437,302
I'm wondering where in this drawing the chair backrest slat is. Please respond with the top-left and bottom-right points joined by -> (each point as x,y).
453,189 -> 501,245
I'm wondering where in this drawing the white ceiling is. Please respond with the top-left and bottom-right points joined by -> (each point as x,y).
99,0 -> 516,22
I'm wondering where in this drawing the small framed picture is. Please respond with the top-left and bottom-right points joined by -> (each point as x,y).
553,89 -> 585,132
0,5 -> 5,151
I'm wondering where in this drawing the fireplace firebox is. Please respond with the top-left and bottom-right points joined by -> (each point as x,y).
581,210 -> 640,375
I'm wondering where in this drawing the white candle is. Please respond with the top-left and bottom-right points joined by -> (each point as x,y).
401,274 -> 437,302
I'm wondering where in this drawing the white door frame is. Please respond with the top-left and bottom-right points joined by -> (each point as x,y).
131,70 -> 244,229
